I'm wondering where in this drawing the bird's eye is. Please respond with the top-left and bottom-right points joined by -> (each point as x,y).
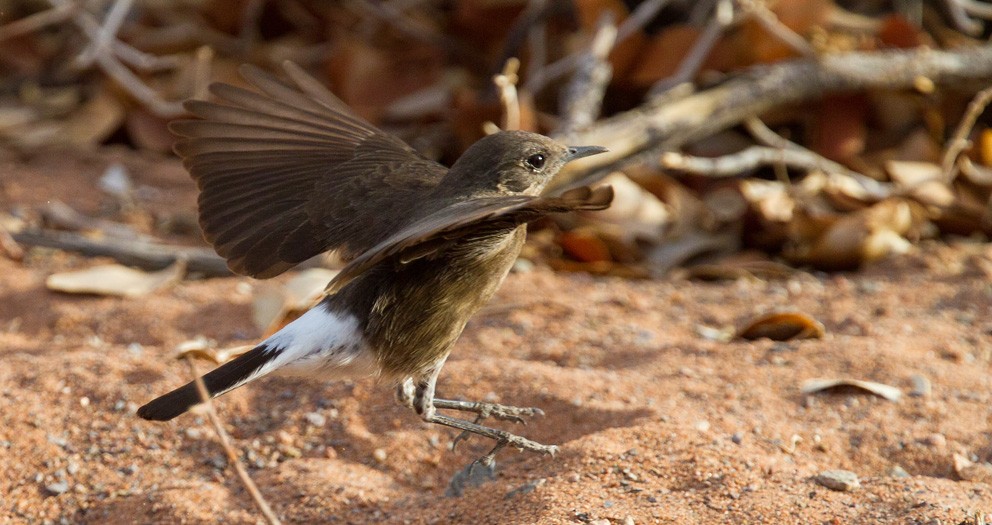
526,153 -> 546,170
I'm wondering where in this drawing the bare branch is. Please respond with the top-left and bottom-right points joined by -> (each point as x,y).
185,358 -> 282,525
557,13 -> 616,137
649,0 -> 737,96
0,3 -> 77,42
660,146 -> 843,177
493,58 -> 521,131
75,0 -> 136,68
942,85 -> 992,181
559,44 -> 992,186
12,229 -> 231,277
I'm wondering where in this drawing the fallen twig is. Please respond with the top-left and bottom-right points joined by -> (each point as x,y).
0,225 -> 24,261
184,357 -> 282,525
557,13 -> 616,138
660,146 -> 851,177
942,85 -> 992,181
12,229 -> 231,277
491,58 -> 521,132
558,43 -> 992,187
0,3 -> 78,42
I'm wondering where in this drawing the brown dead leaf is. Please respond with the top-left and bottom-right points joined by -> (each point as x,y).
800,378 -> 902,401
811,95 -> 868,163
253,268 -> 338,336
558,228 -> 612,263
46,260 -> 185,298
175,338 -> 253,365
590,172 -> 670,242
736,311 -> 825,341
981,129 -> 992,168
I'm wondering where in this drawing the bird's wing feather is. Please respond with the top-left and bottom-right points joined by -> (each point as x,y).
170,61 -> 445,278
326,185 -> 614,293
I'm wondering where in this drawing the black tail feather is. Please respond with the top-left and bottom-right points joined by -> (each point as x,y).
137,344 -> 277,421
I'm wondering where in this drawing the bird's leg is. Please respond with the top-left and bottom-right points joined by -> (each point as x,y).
409,370 -> 558,463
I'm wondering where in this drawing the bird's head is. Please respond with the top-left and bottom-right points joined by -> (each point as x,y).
442,130 -> 607,197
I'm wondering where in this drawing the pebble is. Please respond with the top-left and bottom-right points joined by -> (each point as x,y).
731,432 -> 744,445
922,433 -> 946,448
373,448 -> 387,462
815,470 -> 860,491
45,480 -> 70,495
304,412 -> 326,427
909,374 -> 931,397
888,465 -> 910,478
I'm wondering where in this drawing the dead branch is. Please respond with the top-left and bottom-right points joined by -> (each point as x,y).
75,0 -> 136,69
557,14 -> 616,138
942,85 -> 992,181
494,58 -> 521,132
0,3 -> 78,42
661,146 -> 854,178
0,226 -> 24,261
560,44 -> 992,186
185,357 -> 282,525
649,0 -> 737,96
12,229 -> 231,277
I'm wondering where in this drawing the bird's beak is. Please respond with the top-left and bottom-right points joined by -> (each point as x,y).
565,145 -> 608,162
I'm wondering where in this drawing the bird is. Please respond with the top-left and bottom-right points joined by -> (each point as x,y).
137,61 -> 613,465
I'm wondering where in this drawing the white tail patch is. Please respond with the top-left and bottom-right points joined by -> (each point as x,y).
217,303 -> 377,396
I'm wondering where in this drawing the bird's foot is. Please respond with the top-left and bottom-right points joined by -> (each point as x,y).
427,412 -> 558,463
432,397 -> 544,425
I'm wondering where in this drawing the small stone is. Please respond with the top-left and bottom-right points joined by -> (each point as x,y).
373,448 -> 387,462
815,470 -> 860,491
66,462 -> 80,475
79,397 -> 90,407
731,432 -> 744,445
590,520 -> 611,525
568,473 -> 581,482
922,433 -> 946,448
909,374 -> 931,398
45,481 -> 70,495
694,420 -> 710,432
623,516 -> 636,525
304,412 -> 326,428
888,465 -> 910,478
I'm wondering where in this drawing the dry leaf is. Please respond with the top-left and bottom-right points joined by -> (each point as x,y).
252,268 -> 338,335
175,338 -> 254,365
589,172 -> 670,242
980,129 -> 992,167
46,260 -> 185,298
737,311 -> 825,341
800,378 -> 902,401
558,228 -> 612,262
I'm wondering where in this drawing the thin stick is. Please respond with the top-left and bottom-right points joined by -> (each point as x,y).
0,225 -> 24,261
746,0 -> 816,58
0,3 -> 77,42
12,229 -> 231,277
942,85 -> 992,181
185,358 -> 282,525
75,0 -> 136,68
557,13 -> 616,137
493,58 -> 521,131
649,0 -> 736,97
744,117 -> 879,188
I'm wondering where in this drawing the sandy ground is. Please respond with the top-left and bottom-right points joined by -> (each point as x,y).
3,148 -> 992,524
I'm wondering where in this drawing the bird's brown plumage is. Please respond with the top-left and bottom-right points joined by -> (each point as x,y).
170,61 -> 613,282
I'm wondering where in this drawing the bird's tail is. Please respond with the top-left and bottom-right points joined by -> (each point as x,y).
136,343 -> 277,421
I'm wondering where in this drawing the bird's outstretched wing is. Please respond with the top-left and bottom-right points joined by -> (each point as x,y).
170,61 -> 446,278
326,185 -> 614,293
